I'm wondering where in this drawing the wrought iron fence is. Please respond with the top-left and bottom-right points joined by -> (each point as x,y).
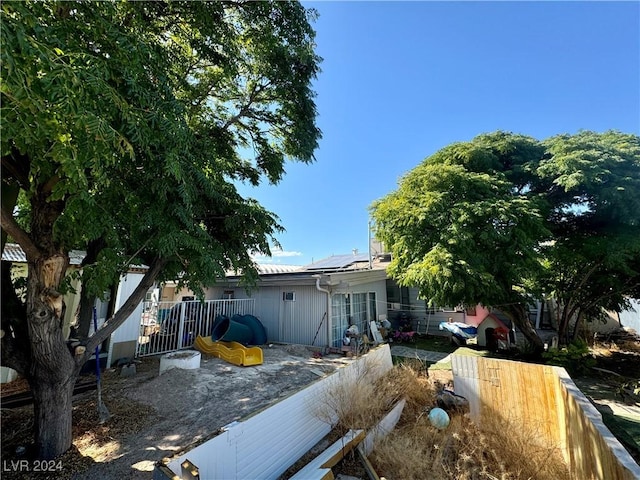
135,299 -> 255,357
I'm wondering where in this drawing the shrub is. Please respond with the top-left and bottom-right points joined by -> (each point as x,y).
542,339 -> 596,376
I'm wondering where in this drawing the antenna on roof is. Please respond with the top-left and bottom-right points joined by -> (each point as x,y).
368,220 -> 373,269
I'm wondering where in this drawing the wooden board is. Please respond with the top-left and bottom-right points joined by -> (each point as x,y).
369,321 -> 384,344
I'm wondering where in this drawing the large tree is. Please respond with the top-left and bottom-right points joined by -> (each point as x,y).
537,131 -> 640,341
1,1 -> 321,459
371,131 -> 640,352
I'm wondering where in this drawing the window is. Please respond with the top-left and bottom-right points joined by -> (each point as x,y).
368,292 -> 377,324
351,293 -> 368,336
331,294 -> 349,347
283,291 -> 296,302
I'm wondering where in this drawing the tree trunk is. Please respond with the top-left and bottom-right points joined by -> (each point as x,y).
1,181 -> 20,251
29,373 -> 77,459
571,311 -> 585,342
26,299 -> 78,459
76,286 -> 96,341
26,253 -> 78,459
76,238 -> 107,341
502,303 -> 544,354
557,302 -> 571,345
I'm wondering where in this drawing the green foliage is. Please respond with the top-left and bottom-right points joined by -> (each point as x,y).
371,132 -> 548,310
1,3 -> 322,457
1,0 -> 321,297
371,130 -> 640,345
542,339 -> 596,377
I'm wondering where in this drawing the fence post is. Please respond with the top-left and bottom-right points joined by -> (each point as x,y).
177,302 -> 185,350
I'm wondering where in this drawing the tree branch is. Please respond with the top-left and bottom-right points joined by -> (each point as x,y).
81,256 -> 167,362
220,81 -> 271,132
0,206 -> 41,260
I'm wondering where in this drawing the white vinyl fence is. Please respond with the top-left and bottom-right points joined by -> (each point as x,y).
136,299 -> 254,357
159,344 -> 393,480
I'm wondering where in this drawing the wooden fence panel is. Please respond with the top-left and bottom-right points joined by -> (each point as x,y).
452,354 -> 640,480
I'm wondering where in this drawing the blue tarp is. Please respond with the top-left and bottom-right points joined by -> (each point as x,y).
439,322 -> 478,340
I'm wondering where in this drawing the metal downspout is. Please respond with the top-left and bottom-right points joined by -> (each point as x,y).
315,276 -> 331,348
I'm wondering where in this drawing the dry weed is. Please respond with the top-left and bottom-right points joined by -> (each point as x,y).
312,356 -> 435,435
316,359 -> 571,480
371,405 -> 570,480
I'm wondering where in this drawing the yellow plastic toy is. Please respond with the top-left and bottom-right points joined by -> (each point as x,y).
194,336 -> 263,367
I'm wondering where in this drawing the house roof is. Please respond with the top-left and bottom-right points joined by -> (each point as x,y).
1,243 -> 147,270
2,243 -> 86,266
303,253 -> 372,272
224,253 -> 389,279
256,264 -> 302,275
217,253 -> 390,291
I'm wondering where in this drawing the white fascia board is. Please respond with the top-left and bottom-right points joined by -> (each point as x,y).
326,269 -> 388,287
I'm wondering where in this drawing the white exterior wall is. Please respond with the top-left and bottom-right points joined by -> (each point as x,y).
206,278 -> 388,347
108,272 -> 145,366
619,298 -> 640,333
277,285 -> 329,346
110,272 -> 146,344
206,285 -> 330,346
0,367 -> 18,383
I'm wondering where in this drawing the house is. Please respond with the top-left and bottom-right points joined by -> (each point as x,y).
385,279 -> 495,335
1,243 -> 147,379
617,298 -> 640,333
160,253 -> 390,349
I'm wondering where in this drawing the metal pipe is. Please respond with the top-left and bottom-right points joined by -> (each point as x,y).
315,276 -> 332,348
368,220 -> 372,270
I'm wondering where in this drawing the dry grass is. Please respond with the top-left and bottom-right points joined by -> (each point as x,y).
315,361 -> 571,480
312,358 -> 435,436
371,413 -> 571,480
590,329 -> 640,355
592,339 -> 640,356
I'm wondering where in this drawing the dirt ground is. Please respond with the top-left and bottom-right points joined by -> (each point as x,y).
2,339 -> 638,479
1,344 -> 356,480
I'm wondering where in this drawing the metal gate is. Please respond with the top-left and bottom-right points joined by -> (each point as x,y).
136,299 -> 255,357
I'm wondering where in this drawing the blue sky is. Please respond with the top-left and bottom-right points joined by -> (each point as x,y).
244,1 -> 640,266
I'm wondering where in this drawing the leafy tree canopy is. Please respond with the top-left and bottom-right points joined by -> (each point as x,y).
371,131 -> 640,349
1,0 -> 321,459
2,0 -> 321,295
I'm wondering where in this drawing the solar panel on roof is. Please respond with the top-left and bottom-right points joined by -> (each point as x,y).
304,253 -> 371,271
